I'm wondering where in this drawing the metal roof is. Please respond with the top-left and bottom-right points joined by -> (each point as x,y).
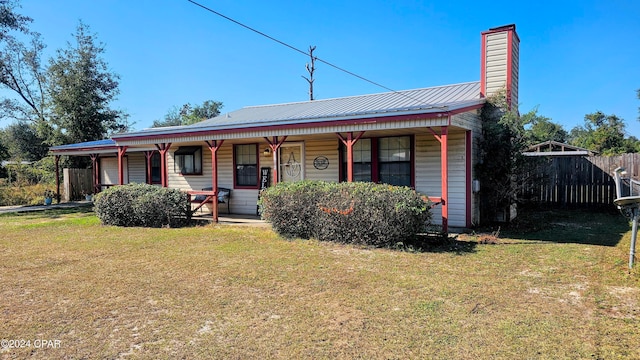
113,81 -> 482,139
50,139 -> 116,151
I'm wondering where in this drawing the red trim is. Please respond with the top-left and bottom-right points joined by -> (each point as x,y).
465,130 -> 472,228
113,110 -> 466,143
50,146 -> 117,154
233,143 -> 260,189
117,146 -> 128,185
155,143 -> 171,187
410,135 -> 415,189
440,126 -> 448,233
144,151 -> 155,185
205,140 -> 224,222
265,136 -> 287,185
90,154 -> 100,193
429,126 -> 449,232
480,32 -> 487,98
337,132 -> 365,182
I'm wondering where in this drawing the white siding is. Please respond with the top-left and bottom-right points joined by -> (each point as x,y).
128,153 -> 146,184
485,31 -> 508,97
415,130 -> 468,228
511,34 -> 519,109
154,133 -> 476,225
304,139 -> 340,182
100,157 -> 128,185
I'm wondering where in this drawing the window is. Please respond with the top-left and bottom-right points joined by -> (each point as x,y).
341,139 -> 372,182
234,144 -> 258,187
378,136 -> 411,187
150,152 -> 161,184
174,146 -> 202,175
340,135 -> 412,187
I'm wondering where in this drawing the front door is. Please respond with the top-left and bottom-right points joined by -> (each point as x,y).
279,143 -> 304,182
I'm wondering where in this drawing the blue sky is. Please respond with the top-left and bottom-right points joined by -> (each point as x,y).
4,0 -> 640,137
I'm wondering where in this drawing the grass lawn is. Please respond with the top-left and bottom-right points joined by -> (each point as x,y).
0,208 -> 638,359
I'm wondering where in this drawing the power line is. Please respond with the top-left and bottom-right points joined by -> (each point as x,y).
186,0 -> 426,100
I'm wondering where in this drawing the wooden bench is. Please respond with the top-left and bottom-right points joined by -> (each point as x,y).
189,187 -> 231,214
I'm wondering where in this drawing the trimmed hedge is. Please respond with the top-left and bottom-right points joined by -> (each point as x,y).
94,183 -> 191,228
259,181 -> 431,247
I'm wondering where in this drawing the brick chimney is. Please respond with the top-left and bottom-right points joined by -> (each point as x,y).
480,24 -> 519,110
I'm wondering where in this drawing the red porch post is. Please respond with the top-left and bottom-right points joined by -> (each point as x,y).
264,136 -> 287,185
54,155 -> 61,203
143,150 -> 155,185
155,143 -> 171,187
90,153 -> 100,193
117,146 -> 128,185
465,130 -> 472,228
205,140 -> 224,223
336,131 -> 365,182
429,126 -> 449,233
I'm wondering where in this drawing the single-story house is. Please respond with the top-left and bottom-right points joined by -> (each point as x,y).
50,24 -> 520,232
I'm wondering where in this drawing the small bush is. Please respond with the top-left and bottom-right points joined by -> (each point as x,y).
259,181 -> 431,247
94,183 -> 191,228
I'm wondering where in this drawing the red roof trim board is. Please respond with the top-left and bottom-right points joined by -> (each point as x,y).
480,33 -> 487,98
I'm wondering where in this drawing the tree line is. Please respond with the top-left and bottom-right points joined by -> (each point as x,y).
0,0 -> 222,170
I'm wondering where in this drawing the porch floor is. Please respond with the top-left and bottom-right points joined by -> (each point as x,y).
192,213 -> 268,227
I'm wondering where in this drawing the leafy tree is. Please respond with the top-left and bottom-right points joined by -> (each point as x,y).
152,100 -> 222,127
522,109 -> 567,145
0,0 -> 30,41
568,111 -> 638,155
48,21 -> 128,145
476,90 -> 533,223
0,33 -> 49,126
0,121 -> 48,161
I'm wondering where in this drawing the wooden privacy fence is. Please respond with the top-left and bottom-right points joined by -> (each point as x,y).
519,153 -> 640,208
63,168 -> 93,201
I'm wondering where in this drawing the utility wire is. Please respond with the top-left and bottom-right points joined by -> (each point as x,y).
186,0 -> 443,107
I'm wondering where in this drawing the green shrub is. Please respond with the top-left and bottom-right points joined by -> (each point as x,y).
259,181 -> 431,247
94,183 -> 191,228
0,184 -> 56,206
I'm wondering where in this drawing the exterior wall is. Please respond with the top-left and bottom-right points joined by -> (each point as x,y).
154,130 -> 477,228
414,129 -> 468,228
482,25 -> 519,110
484,31 -> 508,97
304,139 -> 340,182
100,157 -> 128,185
452,111 -> 482,226
128,153 -> 147,184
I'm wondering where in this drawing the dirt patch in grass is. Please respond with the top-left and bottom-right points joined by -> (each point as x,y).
0,208 -> 638,359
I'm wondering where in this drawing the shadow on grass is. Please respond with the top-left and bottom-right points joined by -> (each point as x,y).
397,235 -> 478,254
497,208 -> 630,247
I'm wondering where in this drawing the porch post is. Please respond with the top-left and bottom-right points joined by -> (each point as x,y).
143,150 -> 155,185
155,143 -> 171,187
90,153 -> 100,193
429,126 -> 449,233
440,127 -> 448,232
336,131 -> 365,182
465,130 -> 472,228
264,136 -> 287,185
117,146 -> 128,185
205,140 -> 224,223
54,155 -> 61,203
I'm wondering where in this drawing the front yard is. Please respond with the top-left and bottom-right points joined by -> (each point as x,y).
0,208 -> 638,359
